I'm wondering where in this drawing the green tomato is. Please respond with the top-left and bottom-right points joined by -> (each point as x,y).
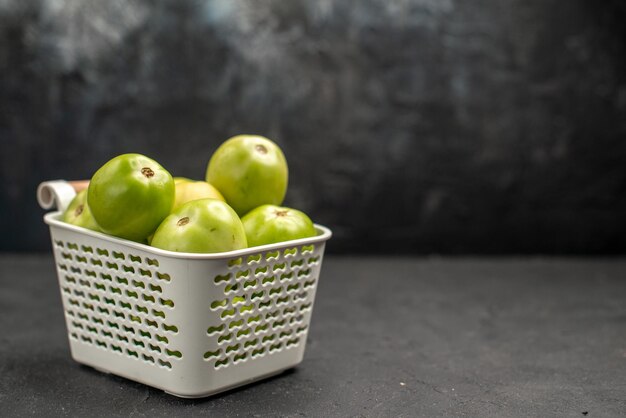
62,189 -> 101,232
88,153 -> 174,242
151,199 -> 247,253
173,180 -> 225,212
241,205 -> 316,247
206,135 -> 288,216
173,176 -> 192,185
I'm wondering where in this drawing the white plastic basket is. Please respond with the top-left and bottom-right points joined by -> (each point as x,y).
37,181 -> 331,398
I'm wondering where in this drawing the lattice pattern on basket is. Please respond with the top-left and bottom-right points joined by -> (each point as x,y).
53,240 -> 182,370
205,244 -> 322,369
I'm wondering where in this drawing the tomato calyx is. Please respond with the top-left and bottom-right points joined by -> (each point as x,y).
141,167 -> 155,178
255,144 -> 268,154
177,217 -> 190,227
274,209 -> 289,217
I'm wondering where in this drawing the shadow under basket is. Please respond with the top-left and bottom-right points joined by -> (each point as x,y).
38,180 -> 332,398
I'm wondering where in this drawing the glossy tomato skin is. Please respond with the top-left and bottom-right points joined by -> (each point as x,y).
151,199 -> 247,253
88,154 -> 174,242
242,204 -> 316,247
62,189 -> 101,232
206,135 -> 288,216
173,180 -> 224,212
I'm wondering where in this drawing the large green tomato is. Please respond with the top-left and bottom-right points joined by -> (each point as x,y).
173,180 -> 225,211
241,205 -> 316,247
151,199 -> 247,253
88,154 -> 174,241
206,135 -> 288,216
62,189 -> 101,232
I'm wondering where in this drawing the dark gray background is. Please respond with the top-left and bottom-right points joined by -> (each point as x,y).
2,0 -> 625,254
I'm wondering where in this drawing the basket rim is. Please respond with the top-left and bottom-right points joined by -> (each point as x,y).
44,212 -> 332,260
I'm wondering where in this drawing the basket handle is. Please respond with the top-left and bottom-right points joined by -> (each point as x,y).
37,180 -> 89,213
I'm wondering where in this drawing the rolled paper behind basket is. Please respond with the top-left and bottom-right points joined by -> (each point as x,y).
37,180 -> 89,213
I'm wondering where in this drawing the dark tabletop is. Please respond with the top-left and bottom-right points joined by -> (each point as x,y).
1,255 -> 625,417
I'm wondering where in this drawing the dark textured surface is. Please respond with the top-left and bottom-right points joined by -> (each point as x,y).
2,0 -> 626,254
1,254 -> 625,417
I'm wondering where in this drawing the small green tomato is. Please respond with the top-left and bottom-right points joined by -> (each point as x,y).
173,180 -> 225,212
151,199 -> 247,253
87,153 -> 174,242
206,135 -> 288,216
241,205 -> 316,247
62,189 -> 101,232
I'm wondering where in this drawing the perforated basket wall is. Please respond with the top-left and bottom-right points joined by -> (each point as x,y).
44,212 -> 331,398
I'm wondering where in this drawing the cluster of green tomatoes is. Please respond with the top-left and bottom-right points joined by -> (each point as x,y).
62,135 -> 317,253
